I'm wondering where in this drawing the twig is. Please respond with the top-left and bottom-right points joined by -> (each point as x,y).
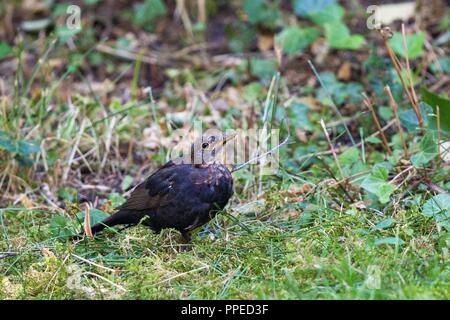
317,156 -> 354,202
363,94 -> 392,155
0,252 -> 18,259
437,106 -> 441,160
96,44 -> 160,65
379,27 -> 424,128
71,254 -> 119,272
197,0 -> 206,24
231,117 -> 292,173
426,182 -> 449,195
83,271 -> 127,292
308,60 -> 356,146
390,166 -> 414,185
320,119 -> 344,179
401,24 -> 420,109
83,206 -> 94,239
296,120 -> 396,163
63,118 -> 86,182
385,85 -> 408,157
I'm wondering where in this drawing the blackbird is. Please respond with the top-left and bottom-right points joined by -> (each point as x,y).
81,132 -> 236,242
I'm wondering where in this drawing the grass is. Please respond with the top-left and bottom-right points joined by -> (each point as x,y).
1,1 -> 449,300
1,200 -> 450,299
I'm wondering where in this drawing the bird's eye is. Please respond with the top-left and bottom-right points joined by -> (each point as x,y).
202,142 -> 209,149
209,136 -> 216,142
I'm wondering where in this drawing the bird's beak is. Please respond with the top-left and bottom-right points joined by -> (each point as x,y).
222,132 -> 237,145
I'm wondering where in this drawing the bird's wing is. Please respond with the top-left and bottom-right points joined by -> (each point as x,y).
118,161 -> 177,211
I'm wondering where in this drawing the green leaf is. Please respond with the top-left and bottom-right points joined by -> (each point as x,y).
132,0 -> 167,29
288,103 -> 311,130
422,194 -> 450,231
55,25 -> 81,43
17,140 -> 40,155
420,86 -> 450,133
361,163 -> 395,204
276,27 -> 320,55
431,55 -> 450,75
76,208 -> 110,226
338,147 -> 360,166
244,0 -> 279,28
49,215 -> 73,237
0,42 -> 12,59
324,22 -> 365,50
372,218 -> 396,231
241,58 -> 277,80
292,0 -> 336,17
366,136 -> 382,144
374,237 -> 405,246
389,32 -> 425,60
109,193 -> 127,207
0,131 -> 16,153
309,4 -> 344,25
398,102 -> 431,131
121,175 -> 134,191
410,132 -> 438,168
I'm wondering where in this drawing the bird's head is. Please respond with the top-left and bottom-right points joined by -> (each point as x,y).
175,131 -> 236,165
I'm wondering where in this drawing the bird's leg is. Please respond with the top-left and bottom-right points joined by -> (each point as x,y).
179,231 -> 192,252
181,231 -> 192,243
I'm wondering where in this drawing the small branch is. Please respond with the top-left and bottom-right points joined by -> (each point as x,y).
320,119 -> 344,179
308,60 -> 356,147
363,94 -> 392,155
385,85 -> 408,157
379,27 -> 424,129
437,106 -> 441,161
0,252 -> 18,259
231,117 -> 292,173
83,206 -> 94,239
401,24 -> 420,109
96,44 -> 160,65
296,120 -> 396,163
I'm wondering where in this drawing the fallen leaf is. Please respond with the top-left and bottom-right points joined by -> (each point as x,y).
83,207 -> 93,239
257,33 -> 274,52
337,61 -> 352,81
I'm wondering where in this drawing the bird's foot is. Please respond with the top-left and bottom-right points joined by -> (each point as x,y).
178,232 -> 192,252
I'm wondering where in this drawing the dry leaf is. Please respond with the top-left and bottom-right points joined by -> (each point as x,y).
83,207 -> 93,239
257,33 -> 274,52
19,194 -> 33,208
337,62 -> 352,81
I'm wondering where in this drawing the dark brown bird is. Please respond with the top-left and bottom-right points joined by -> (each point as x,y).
82,132 -> 236,242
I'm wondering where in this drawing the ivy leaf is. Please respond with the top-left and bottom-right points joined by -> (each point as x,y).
389,32 -> 425,60
324,22 -> 365,50
422,194 -> 450,231
49,215 -> 73,237
338,147 -> 360,166
132,0 -> 167,30
121,175 -> 134,191
420,86 -> 450,133
76,208 -> 110,226
240,58 -> 277,80
17,140 -> 40,155
398,102 -> 431,131
308,4 -> 344,25
374,237 -> 405,246
288,102 -> 312,130
0,131 -> 16,153
371,218 -> 396,231
410,132 -> 438,168
0,42 -> 12,59
276,27 -> 320,55
292,0 -> 336,17
361,163 -> 395,204
244,0 -> 279,28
